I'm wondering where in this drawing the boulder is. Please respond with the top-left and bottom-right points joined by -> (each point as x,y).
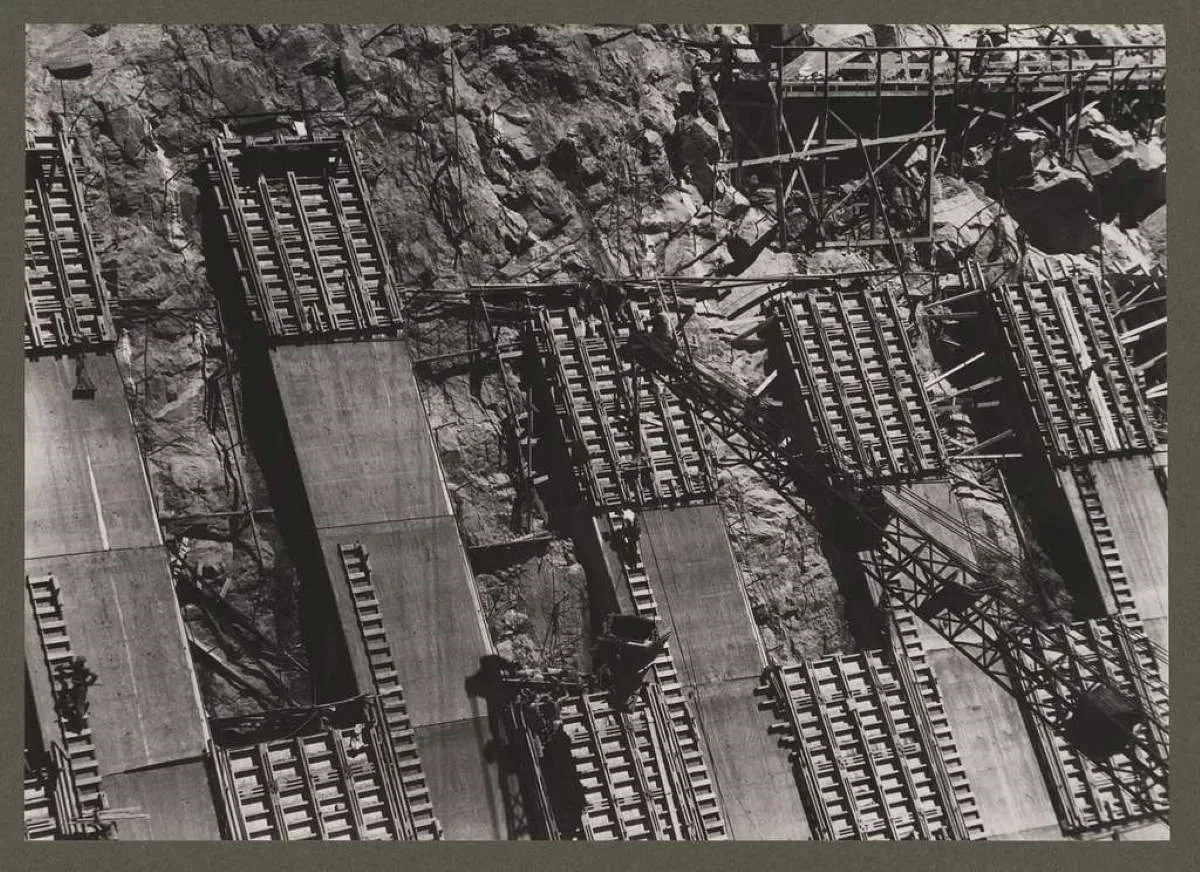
1077,127 -> 1165,223
1139,204 -> 1166,266
1004,162 -> 1099,254
992,129 -> 1051,184
673,115 -> 721,199
932,178 -> 1004,259
1101,222 -> 1152,274
489,113 -> 540,169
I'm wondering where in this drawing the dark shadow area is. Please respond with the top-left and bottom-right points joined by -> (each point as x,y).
926,288 -> 1106,619
194,164 -> 357,703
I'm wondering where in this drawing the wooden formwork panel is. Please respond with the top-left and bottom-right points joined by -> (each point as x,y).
204,129 -> 402,340
564,686 -> 708,840
988,274 -> 1154,464
506,681 -> 725,841
1012,617 -> 1169,836
765,647 -> 985,841
770,284 -> 945,484
537,305 -> 716,511
24,132 -> 113,355
214,718 -> 414,841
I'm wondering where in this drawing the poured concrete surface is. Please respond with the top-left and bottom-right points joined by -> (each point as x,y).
640,505 -> 764,685
693,677 -> 811,839
634,505 -> 810,838
924,641 -> 1062,840
1091,458 -> 1168,653
416,718 -> 507,840
25,548 -> 209,773
25,354 -> 161,559
270,341 -> 452,529
103,759 -> 223,840
272,337 -> 504,838
883,481 -> 1062,840
318,518 -> 492,727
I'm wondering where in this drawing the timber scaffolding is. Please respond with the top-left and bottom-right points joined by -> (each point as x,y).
202,122 -> 502,840
517,288 -> 988,840
948,261 -> 1167,612
498,670 -> 724,841
203,124 -> 404,342
715,39 -> 1164,251
627,327 -> 1169,831
910,258 -> 1171,834
762,646 -> 983,840
763,278 -> 946,486
738,263 -> 1170,835
532,302 -> 717,509
24,121 -> 114,355
1104,264 -> 1167,414
210,694 -> 436,841
24,121 -> 224,841
982,265 -> 1156,466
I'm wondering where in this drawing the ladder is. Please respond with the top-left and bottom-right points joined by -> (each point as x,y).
603,511 -> 727,839
24,771 -> 57,840
24,134 -> 113,354
336,544 -> 442,840
25,573 -> 105,834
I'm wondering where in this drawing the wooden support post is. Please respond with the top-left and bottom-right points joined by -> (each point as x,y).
775,44 -> 787,249
873,50 -> 883,243
927,51 -> 938,257
923,351 -> 986,391
820,50 -> 830,223
856,136 -> 912,300
1119,315 -> 1166,343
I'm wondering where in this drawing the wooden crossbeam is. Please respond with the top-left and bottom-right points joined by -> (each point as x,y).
718,128 -> 945,171
1120,316 -> 1166,343
949,428 -> 1014,460
923,351 -> 987,391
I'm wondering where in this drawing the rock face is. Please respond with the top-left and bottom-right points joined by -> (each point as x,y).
1140,204 -> 1166,267
24,23 -> 1166,711
1077,123 -> 1166,224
